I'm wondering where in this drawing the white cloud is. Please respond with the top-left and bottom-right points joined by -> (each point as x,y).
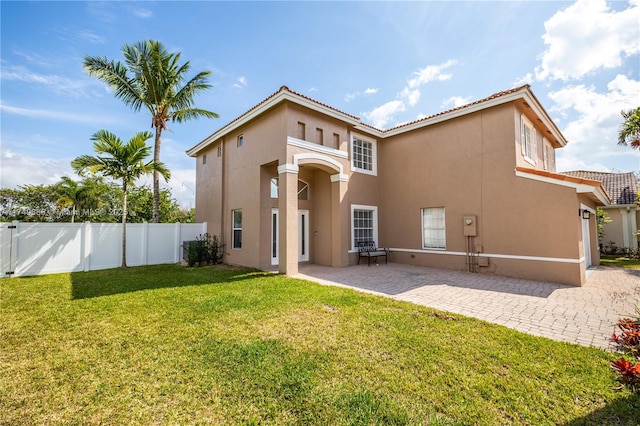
363,100 -> 405,129
76,30 -> 106,44
440,96 -> 472,110
0,103 -> 115,124
400,88 -> 420,106
131,7 -> 153,19
0,149 -> 74,189
345,87 -> 378,102
407,60 -> 457,89
1,64 -> 92,98
233,76 -> 247,88
551,75 -> 640,171
536,0 -> 640,81
344,92 -> 358,102
513,73 -> 534,86
363,60 -> 458,128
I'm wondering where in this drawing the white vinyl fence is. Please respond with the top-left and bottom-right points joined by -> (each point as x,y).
0,221 -> 207,278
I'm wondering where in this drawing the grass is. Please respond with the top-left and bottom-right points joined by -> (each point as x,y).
600,256 -> 640,269
1,264 -> 639,425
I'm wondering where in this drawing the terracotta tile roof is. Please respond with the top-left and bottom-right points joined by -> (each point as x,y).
562,171 -> 638,205
516,167 -> 603,187
386,85 -> 531,132
222,84 -> 531,135
223,86 -> 361,130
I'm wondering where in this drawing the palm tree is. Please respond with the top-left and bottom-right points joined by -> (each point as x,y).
72,130 -> 170,267
83,40 -> 218,223
55,176 -> 83,223
618,106 -> 640,149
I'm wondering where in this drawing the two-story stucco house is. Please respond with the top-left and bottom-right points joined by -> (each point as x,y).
187,85 -> 609,286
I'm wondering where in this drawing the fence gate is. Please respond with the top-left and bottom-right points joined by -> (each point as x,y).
0,222 -> 17,276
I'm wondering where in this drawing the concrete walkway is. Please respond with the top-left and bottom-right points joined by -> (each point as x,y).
295,263 -> 640,350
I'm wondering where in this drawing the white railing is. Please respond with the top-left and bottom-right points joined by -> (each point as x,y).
0,221 -> 207,278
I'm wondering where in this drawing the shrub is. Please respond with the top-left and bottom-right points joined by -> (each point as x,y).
611,306 -> 640,393
185,233 -> 224,267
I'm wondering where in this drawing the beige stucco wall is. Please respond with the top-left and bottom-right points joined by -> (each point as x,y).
375,103 -> 594,286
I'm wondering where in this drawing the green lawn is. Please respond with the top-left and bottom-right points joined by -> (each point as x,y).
1,264 -> 639,425
600,256 -> 640,269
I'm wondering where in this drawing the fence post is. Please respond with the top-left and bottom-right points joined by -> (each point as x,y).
142,221 -> 149,266
83,221 -> 91,272
174,222 -> 181,263
8,221 -> 19,277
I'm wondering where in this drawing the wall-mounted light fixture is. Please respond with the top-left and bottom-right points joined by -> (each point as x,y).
581,209 -> 591,220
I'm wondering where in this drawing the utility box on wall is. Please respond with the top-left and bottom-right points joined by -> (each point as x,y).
463,215 -> 477,237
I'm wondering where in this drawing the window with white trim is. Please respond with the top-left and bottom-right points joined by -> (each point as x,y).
543,140 -> 555,172
521,115 -> 536,165
351,134 -> 377,175
237,135 -> 244,147
422,207 -> 446,249
232,209 -> 242,249
351,205 -> 378,250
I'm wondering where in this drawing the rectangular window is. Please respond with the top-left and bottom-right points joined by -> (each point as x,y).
202,154 -> 207,165
333,133 -> 340,149
217,145 -> 222,157
237,135 -> 244,147
422,207 -> 446,249
543,140 -> 555,172
316,128 -> 323,145
521,115 -> 536,165
351,134 -> 377,175
298,122 -> 306,140
232,209 -> 242,249
351,204 -> 378,250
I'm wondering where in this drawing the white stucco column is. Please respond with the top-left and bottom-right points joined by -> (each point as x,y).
278,164 -> 299,275
331,173 -> 350,267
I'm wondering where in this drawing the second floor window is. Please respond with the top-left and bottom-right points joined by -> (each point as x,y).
351,135 -> 377,175
521,115 -> 536,165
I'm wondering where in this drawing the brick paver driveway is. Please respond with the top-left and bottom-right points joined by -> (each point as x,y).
296,263 -> 640,350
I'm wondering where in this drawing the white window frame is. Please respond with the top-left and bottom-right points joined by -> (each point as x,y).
350,133 -> 377,175
421,207 -> 446,250
521,115 -> 536,166
351,204 -> 378,251
543,137 -> 550,170
232,209 -> 242,249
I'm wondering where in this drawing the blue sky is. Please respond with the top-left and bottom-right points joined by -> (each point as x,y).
1,0 -> 639,207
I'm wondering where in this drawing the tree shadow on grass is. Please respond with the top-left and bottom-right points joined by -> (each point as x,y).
70,264 -> 277,300
563,393 -> 640,426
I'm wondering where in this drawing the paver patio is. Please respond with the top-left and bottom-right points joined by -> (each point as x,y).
296,263 -> 640,350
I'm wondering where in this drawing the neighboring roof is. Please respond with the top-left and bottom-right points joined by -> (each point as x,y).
187,84 -> 567,157
516,167 -> 611,206
562,171 -> 638,205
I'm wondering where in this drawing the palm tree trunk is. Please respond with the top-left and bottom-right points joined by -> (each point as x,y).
121,181 -> 128,268
152,126 -> 162,223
